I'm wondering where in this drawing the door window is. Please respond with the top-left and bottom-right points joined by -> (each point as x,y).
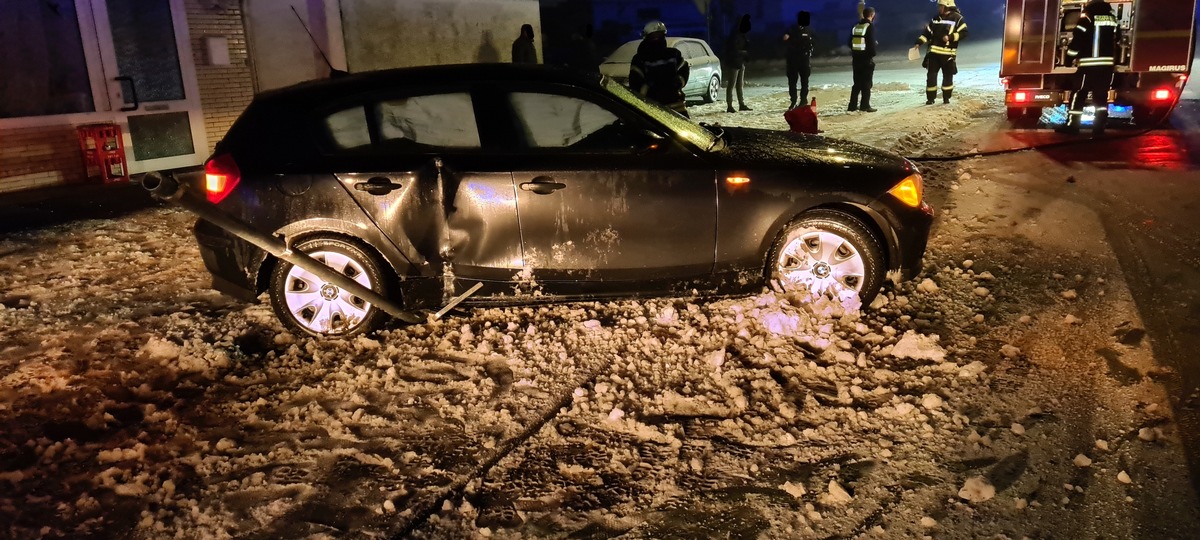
378,93 -> 481,148
508,92 -> 631,151
107,0 -> 185,103
0,1 -> 94,118
322,106 -> 371,151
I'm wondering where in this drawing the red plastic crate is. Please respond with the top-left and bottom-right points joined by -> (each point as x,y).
77,124 -> 129,184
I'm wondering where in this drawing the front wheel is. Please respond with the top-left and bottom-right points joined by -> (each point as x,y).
704,75 -> 720,104
268,236 -> 390,338
767,209 -> 886,308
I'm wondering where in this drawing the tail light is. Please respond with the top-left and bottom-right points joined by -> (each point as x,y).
204,154 -> 241,204
1151,89 -> 1173,102
1013,91 -> 1029,103
888,173 -> 924,208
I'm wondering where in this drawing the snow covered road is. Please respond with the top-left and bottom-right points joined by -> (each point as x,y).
3,67 -> 1199,539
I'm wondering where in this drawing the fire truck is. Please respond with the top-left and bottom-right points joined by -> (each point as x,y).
1001,0 -> 1196,125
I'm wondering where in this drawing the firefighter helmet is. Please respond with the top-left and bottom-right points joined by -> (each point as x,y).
643,21 -> 667,37
937,0 -> 956,7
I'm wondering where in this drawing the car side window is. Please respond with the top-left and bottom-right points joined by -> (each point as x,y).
508,92 -> 632,151
323,106 -> 371,151
377,93 -> 481,149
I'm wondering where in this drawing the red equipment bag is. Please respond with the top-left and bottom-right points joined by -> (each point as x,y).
785,98 -> 820,134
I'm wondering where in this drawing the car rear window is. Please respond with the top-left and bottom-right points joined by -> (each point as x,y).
604,41 -> 640,64
324,106 -> 371,151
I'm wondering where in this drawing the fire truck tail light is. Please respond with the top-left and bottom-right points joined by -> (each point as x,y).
1013,91 -> 1029,103
1151,89 -> 1173,102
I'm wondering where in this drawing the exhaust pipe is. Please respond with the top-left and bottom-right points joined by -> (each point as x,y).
142,171 -> 422,324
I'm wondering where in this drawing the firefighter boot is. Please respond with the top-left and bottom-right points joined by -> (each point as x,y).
926,89 -> 937,105
1092,109 -> 1109,137
943,88 -> 953,104
1056,112 -> 1082,135
848,88 -> 860,112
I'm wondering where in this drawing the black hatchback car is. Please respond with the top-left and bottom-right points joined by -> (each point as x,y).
191,64 -> 933,337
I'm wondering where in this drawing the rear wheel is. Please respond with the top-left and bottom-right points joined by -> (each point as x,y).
767,209 -> 886,308
704,75 -> 720,104
268,236 -> 390,338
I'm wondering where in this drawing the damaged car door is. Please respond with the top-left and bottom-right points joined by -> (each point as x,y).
499,87 -> 717,295
326,90 -> 523,298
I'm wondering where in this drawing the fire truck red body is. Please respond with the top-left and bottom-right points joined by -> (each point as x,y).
1001,0 -> 1196,123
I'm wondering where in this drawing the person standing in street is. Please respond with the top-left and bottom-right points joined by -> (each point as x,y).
723,14 -> 752,113
848,5 -> 877,113
784,11 -> 815,110
629,21 -> 691,117
512,24 -> 538,64
1058,0 -> 1119,135
914,0 -> 967,105
568,24 -> 600,73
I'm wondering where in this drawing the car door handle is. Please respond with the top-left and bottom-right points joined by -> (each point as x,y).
519,177 -> 567,195
354,176 -> 403,195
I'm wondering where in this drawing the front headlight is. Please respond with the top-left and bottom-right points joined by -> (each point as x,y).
887,173 -> 923,208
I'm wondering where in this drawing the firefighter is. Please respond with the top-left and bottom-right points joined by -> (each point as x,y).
629,21 -> 690,117
1058,0 -> 1120,135
915,0 -> 967,105
848,5 -> 877,113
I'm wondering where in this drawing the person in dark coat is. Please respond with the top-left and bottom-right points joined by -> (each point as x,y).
512,24 -> 537,64
628,21 -> 690,117
848,6 -> 877,112
784,11 -> 815,110
568,24 -> 599,72
723,14 -> 752,113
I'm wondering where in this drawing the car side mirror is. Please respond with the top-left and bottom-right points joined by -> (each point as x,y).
634,129 -> 666,155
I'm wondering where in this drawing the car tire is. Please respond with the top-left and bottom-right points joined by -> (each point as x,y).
268,236 -> 390,338
704,75 -> 720,104
767,209 -> 886,308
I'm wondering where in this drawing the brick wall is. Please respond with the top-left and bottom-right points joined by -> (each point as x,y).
0,126 -> 86,191
185,0 -> 255,155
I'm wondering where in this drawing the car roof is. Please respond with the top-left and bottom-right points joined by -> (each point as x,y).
255,63 -> 603,106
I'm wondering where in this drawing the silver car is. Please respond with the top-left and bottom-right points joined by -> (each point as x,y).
599,37 -> 723,104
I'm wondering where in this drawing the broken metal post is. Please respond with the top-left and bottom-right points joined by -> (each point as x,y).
142,171 -> 422,324
433,282 -> 483,321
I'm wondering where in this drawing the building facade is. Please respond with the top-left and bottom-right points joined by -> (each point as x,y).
0,0 -> 540,194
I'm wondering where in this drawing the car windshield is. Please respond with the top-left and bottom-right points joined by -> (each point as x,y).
600,76 -> 721,152
603,41 -> 641,64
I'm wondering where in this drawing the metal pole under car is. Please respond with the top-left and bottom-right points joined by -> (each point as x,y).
140,171 -> 422,325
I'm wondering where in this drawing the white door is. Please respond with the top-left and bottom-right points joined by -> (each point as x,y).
90,0 -> 207,173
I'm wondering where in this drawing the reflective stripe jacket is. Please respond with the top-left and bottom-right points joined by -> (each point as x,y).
628,40 -> 690,107
916,9 -> 967,56
1067,4 -> 1119,68
849,19 -> 876,58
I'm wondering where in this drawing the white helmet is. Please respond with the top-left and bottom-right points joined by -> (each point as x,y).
643,20 -> 667,37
